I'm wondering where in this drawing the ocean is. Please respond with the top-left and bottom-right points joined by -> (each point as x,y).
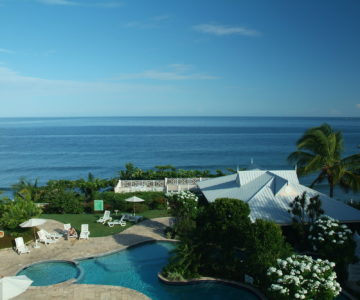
0,116 -> 359,201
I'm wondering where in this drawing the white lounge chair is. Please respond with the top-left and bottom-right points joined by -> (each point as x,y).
14,237 -> 30,255
96,210 -> 112,224
123,214 -> 143,223
108,215 -> 126,227
40,229 -> 62,240
64,224 -> 78,239
79,224 -> 90,240
37,230 -> 56,246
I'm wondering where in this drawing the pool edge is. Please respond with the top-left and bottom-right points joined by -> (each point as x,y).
157,272 -> 267,300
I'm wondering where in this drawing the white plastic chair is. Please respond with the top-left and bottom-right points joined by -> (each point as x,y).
64,223 -> 78,239
37,230 -> 56,246
96,210 -> 112,224
108,215 -> 126,227
14,237 -> 30,255
79,224 -> 90,240
41,229 -> 62,240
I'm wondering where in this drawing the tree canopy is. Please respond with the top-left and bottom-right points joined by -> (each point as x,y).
288,123 -> 360,197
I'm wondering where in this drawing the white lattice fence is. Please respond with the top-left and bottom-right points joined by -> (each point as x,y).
115,177 -> 209,193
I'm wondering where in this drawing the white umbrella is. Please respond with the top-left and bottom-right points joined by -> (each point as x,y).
20,218 -> 47,248
0,275 -> 33,300
125,196 -> 145,216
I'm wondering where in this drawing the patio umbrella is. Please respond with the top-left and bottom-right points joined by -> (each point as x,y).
20,218 -> 47,248
125,196 -> 145,216
0,275 -> 33,300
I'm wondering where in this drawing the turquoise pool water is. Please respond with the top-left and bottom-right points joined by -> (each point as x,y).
19,242 -> 259,299
17,241 -> 350,300
18,261 -> 79,286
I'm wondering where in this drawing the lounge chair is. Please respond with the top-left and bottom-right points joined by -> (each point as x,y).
40,229 -> 62,240
37,230 -> 56,246
14,237 -> 30,255
64,224 -> 78,239
96,210 -> 112,224
79,224 -> 90,240
108,215 -> 126,227
123,214 -> 143,223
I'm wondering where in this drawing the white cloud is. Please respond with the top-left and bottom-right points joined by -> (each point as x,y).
0,48 -> 14,54
124,15 -> 171,29
193,24 -> 260,36
116,64 -> 218,81
151,15 -> 171,21
356,104 -> 360,109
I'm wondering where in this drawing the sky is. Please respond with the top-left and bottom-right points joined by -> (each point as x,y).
0,0 -> 360,117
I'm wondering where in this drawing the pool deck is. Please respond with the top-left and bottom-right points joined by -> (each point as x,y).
0,217 -> 173,300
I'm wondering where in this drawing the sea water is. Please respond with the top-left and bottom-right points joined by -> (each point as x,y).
0,116 -> 359,200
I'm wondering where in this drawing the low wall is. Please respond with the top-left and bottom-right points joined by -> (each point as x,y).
114,178 -> 208,193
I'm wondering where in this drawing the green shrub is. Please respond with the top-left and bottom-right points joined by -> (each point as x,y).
308,216 -> 357,282
195,198 -> 252,279
162,241 -> 201,280
244,219 -> 293,287
166,191 -> 199,237
42,189 -> 84,214
98,191 -> 165,212
0,198 -> 42,229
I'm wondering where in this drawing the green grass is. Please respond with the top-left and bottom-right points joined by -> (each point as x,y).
41,209 -> 169,237
0,228 -> 34,249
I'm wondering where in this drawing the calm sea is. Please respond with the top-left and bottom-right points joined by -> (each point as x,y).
0,117 -> 359,200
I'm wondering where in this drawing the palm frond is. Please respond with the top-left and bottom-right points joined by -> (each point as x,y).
339,171 -> 360,193
310,171 -> 327,188
287,151 -> 315,166
341,153 -> 360,170
302,155 -> 324,175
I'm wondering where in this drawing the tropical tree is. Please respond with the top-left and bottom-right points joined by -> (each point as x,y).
288,123 -> 360,197
11,178 -> 43,202
0,197 -> 42,229
75,173 -> 109,203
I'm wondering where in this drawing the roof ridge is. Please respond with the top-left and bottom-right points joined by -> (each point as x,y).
246,174 -> 274,203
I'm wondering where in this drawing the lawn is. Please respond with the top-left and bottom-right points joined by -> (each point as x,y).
41,209 -> 169,237
0,228 -> 33,250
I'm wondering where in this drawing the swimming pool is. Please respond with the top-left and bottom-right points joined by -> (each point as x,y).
18,241 -> 260,300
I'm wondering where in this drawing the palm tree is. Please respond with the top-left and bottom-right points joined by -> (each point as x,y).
11,178 -> 43,202
288,123 -> 360,198
76,173 -> 109,203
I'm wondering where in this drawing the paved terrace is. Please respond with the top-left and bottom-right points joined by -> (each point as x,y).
0,217 -> 173,300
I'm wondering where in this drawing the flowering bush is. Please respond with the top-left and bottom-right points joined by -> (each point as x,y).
267,255 -> 341,300
308,216 -> 352,248
166,191 -> 199,236
166,191 -> 198,216
308,216 -> 357,281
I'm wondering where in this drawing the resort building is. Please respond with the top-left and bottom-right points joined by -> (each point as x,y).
197,169 -> 360,225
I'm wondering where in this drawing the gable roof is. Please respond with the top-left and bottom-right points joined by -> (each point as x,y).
197,170 -> 360,225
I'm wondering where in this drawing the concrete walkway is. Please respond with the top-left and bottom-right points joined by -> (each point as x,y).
0,217 -> 173,300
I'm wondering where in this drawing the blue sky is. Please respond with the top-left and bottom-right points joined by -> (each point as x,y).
0,0 -> 359,117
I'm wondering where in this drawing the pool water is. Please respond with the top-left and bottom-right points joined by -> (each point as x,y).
77,242 -> 259,299
17,241 -> 352,299
18,261 -> 79,286
19,241 -> 259,299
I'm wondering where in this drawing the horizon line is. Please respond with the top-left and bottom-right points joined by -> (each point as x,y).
0,115 -> 359,119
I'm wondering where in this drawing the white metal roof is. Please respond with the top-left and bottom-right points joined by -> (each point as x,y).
197,170 -> 360,224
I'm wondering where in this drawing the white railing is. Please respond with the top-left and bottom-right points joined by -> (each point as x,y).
114,178 -> 209,193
